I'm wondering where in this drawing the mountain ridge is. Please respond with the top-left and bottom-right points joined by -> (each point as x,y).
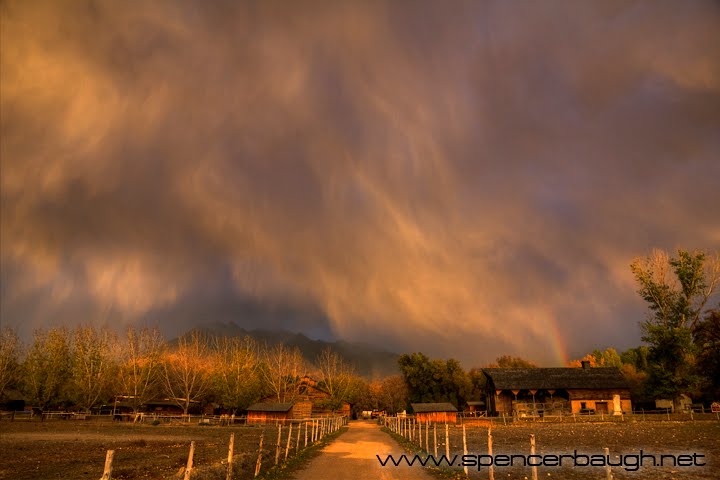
189,322 -> 400,378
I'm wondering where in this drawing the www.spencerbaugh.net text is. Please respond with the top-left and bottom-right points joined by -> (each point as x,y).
376,450 -> 707,472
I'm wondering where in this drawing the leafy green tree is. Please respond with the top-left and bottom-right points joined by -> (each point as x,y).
398,353 -> 471,408
620,346 -> 650,372
487,355 -> 538,368
630,249 -> 719,407
569,348 -> 622,368
694,306 -> 720,400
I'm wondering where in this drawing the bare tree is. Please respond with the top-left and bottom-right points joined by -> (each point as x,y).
118,327 -> 166,413
162,331 -> 212,414
212,335 -> 262,414
379,375 -> 409,414
22,327 -> 72,409
71,326 -> 119,412
0,327 -> 22,398
315,348 -> 356,409
260,343 -> 304,403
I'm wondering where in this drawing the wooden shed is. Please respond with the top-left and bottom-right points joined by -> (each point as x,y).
465,401 -> 486,416
483,365 -> 631,417
247,403 -> 295,423
411,402 -> 458,423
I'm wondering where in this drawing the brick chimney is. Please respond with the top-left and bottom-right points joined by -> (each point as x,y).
581,360 -> 590,370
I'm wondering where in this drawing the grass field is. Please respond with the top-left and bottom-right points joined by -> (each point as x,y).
0,420 -> 318,480
388,419 -> 720,479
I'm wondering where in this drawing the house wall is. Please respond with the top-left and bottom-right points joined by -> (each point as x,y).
566,389 -> 631,401
569,399 -> 632,414
292,401 -> 313,419
247,410 -> 291,424
492,393 -> 514,414
415,411 -> 457,423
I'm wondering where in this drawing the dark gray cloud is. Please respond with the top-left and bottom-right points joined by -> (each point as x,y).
2,0 -> 719,366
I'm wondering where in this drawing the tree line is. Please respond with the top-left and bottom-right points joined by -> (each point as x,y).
0,327 -> 385,415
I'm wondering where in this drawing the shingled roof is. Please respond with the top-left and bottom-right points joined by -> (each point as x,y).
482,368 -> 629,390
411,402 -> 458,413
247,402 -> 294,412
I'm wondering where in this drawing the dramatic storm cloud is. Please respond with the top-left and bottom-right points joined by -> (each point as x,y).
2,0 -> 719,365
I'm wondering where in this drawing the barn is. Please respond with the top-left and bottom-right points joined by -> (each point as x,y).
411,402 -> 458,423
246,403 -> 295,423
483,363 -> 631,417
296,376 -> 352,417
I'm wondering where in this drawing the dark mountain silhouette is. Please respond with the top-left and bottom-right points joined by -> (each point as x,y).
187,322 -> 399,378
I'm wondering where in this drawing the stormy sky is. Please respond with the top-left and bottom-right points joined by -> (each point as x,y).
2,0 -> 719,366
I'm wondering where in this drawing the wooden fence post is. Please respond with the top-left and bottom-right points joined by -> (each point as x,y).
226,433 -> 234,480
100,450 -> 114,480
433,423 -> 438,457
285,424 -> 293,461
445,423 -> 450,458
425,420 -> 429,452
530,435 -> 537,480
304,421 -> 308,447
462,424 -> 468,476
254,431 -> 264,477
296,422 -> 301,452
274,424 -> 282,466
604,447 -> 612,480
488,427 -> 494,480
184,442 -> 195,480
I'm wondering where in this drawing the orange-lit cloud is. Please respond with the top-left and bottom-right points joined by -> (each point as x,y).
2,0 -> 719,365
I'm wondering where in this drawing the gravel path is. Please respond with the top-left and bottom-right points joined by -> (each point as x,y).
291,420 -> 434,480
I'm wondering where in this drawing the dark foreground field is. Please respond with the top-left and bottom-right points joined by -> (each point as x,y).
394,419 -> 720,479
1,419 -> 719,480
0,420 -> 277,480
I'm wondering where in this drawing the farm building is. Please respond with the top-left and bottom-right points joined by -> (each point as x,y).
411,402 -> 458,423
483,363 -> 631,417
246,403 -> 296,423
656,394 -> 692,413
256,376 -> 351,419
465,401 -> 486,415
296,376 -> 352,417
142,399 -> 196,415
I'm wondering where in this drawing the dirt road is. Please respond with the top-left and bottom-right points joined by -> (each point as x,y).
291,420 -> 433,480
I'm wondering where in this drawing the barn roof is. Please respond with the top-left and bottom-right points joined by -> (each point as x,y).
482,368 -> 629,390
247,402 -> 294,412
411,402 -> 458,413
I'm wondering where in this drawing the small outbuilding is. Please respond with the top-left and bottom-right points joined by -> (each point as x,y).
247,403 -> 295,423
411,402 -> 458,423
464,401 -> 486,416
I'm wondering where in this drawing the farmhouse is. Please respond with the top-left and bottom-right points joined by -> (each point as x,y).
483,363 -> 631,417
246,402 -> 296,423
411,402 -> 458,423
